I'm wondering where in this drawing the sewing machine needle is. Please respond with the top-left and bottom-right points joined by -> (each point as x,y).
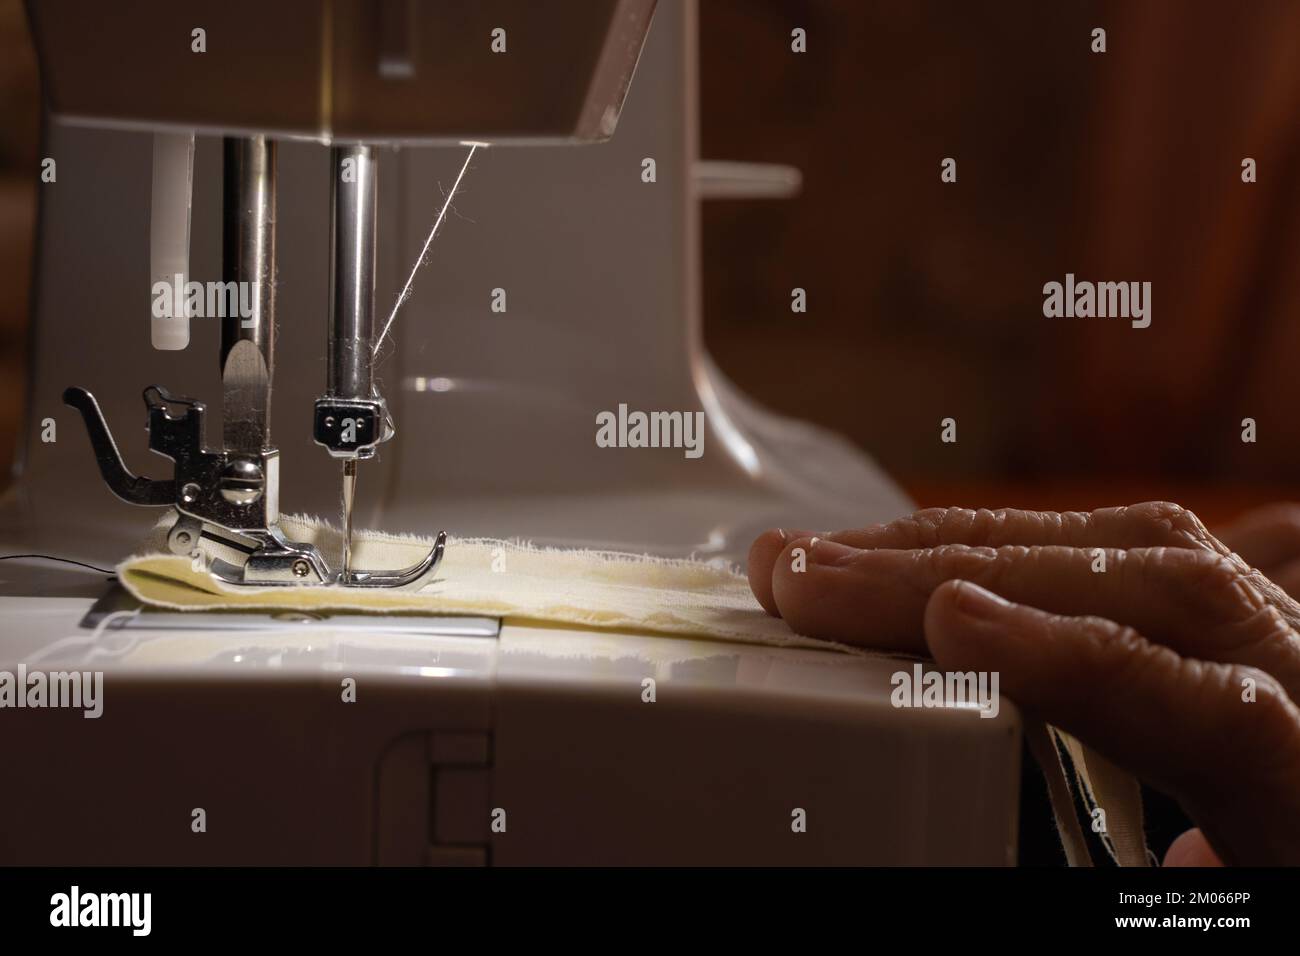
341,459 -> 357,577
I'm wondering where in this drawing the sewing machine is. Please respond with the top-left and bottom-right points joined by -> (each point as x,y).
0,0 -> 1021,864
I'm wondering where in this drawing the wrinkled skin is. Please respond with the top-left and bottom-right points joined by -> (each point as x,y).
747,502 -> 1300,866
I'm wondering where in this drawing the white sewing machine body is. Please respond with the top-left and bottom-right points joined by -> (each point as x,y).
0,595 -> 1018,865
0,0 -> 1022,864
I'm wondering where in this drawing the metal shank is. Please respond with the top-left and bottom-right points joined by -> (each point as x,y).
328,144 -> 378,401
221,135 -> 277,453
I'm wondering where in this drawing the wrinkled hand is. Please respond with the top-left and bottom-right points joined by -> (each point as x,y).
747,502 -> 1300,866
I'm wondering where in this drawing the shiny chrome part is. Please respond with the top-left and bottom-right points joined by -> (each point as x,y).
62,386 -> 174,506
207,528 -> 444,589
66,383 -> 436,589
218,458 -> 265,505
166,514 -> 204,555
339,531 -> 445,589
64,383 -> 278,530
328,144 -> 378,403
209,527 -> 331,586
221,135 -> 277,454
312,395 -> 392,459
341,459 -> 357,575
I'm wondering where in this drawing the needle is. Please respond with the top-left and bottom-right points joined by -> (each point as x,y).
341,459 -> 357,578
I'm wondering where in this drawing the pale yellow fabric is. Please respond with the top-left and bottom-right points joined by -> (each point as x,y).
119,513 -> 854,653
1025,721 -> 1093,867
1056,728 -> 1152,867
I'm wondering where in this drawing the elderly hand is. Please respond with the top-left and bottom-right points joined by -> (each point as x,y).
747,501 -> 1300,866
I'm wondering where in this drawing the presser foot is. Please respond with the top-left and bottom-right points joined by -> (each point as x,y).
63,383 -> 446,591
334,531 -> 445,588
168,515 -> 446,589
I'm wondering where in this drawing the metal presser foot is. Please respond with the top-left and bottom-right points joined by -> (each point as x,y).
201,526 -> 447,589
164,515 -> 446,590
63,385 -> 445,589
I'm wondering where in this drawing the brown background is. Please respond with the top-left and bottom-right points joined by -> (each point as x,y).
5,0 -> 1300,524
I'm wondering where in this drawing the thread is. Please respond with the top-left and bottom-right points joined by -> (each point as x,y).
0,553 -> 114,575
373,143 -> 479,358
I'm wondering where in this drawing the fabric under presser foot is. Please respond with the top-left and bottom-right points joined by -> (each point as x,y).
119,513 -> 852,650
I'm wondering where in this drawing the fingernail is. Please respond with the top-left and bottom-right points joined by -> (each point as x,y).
952,580 -> 1014,620
808,538 -> 860,566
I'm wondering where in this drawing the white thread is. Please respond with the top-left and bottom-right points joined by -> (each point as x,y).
373,143 -> 479,358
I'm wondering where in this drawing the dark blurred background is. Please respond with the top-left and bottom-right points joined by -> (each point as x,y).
5,0 -> 1300,523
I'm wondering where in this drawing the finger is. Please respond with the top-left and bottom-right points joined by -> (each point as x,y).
1217,503 -> 1300,574
1162,829 -> 1224,867
770,538 -> 1300,693
924,580 -> 1300,865
745,503 -> 1225,623
747,528 -> 818,617
822,502 -> 1227,554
